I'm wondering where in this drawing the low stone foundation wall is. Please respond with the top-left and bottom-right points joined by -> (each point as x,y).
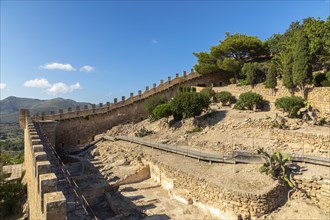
293,175 -> 330,212
271,130 -> 330,155
148,158 -> 288,219
21,109 -> 66,220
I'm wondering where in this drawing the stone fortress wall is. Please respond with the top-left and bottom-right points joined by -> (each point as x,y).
31,70 -> 229,149
20,110 -> 66,220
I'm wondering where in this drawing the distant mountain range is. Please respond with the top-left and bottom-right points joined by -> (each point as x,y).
0,96 -> 92,124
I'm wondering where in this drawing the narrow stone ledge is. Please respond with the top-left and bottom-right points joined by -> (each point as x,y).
43,191 -> 66,220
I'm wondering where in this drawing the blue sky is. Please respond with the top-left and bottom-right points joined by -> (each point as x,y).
1,1 -> 329,103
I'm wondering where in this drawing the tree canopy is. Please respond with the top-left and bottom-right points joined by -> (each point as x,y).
193,16 -> 329,90
292,31 -> 312,97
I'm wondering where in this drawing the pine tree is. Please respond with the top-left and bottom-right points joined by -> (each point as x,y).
265,62 -> 277,95
292,31 -> 312,97
282,51 -> 295,94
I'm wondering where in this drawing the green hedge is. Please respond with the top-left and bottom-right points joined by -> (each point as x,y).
234,92 -> 264,110
275,96 -> 305,118
215,91 -> 234,105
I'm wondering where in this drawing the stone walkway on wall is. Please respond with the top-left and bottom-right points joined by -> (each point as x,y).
35,125 -> 91,219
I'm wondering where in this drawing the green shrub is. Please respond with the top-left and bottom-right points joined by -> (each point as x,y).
275,96 -> 305,118
0,173 -> 26,218
152,103 -> 172,122
215,91 -> 234,105
237,79 -> 249,86
144,95 -> 167,114
234,92 -> 264,110
191,87 -> 197,92
171,92 -> 210,120
134,127 -> 153,137
148,114 -> 157,122
229,78 -> 236,84
0,153 -> 24,166
200,87 -> 215,100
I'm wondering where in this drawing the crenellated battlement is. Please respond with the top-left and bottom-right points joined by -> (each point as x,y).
26,70 -> 227,150
31,70 -> 206,121
21,110 -> 67,220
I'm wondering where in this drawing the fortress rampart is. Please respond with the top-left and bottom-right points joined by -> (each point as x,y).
30,70 -> 228,149
20,110 -> 66,220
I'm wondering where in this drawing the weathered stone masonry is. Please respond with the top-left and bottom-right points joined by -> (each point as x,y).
20,109 -> 66,220
32,71 -> 229,149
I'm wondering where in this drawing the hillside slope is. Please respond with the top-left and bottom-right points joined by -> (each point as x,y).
0,96 -> 92,123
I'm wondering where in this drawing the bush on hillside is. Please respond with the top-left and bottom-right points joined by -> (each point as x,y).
171,92 -> 210,120
0,172 -> 26,218
275,96 -> 305,118
215,91 -> 235,105
234,92 -> 264,110
144,95 -> 167,114
200,87 -> 215,100
229,78 -> 236,84
152,103 -> 172,122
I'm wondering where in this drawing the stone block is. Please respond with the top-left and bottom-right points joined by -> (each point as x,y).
34,152 -> 47,163
39,173 -> 57,195
33,144 -> 44,152
31,139 -> 41,146
36,161 -> 51,176
43,191 -> 66,220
